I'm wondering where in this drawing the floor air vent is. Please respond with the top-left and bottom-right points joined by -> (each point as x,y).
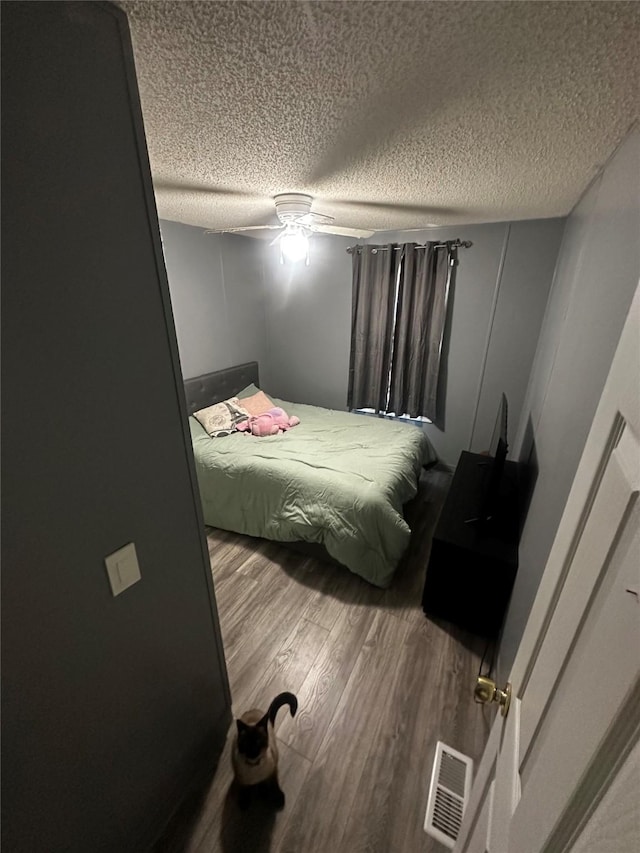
424,741 -> 473,848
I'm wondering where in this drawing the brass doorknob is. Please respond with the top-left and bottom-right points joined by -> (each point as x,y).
474,676 -> 511,717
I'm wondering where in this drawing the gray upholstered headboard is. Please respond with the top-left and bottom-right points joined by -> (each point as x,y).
183,361 -> 259,415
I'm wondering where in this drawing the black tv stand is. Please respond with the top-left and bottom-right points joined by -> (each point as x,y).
463,460 -> 493,524
422,451 -> 520,637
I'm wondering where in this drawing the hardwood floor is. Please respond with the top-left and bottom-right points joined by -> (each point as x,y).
158,468 -> 492,853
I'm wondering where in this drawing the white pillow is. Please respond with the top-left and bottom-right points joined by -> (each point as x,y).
192,397 -> 249,437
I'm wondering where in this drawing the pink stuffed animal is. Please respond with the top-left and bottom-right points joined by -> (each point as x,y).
237,407 -> 300,437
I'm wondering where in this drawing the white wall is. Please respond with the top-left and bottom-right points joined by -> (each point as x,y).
160,221 -> 267,380
499,125 -> 640,680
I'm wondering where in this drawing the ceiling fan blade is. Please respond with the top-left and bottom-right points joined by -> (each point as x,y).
310,223 -> 375,239
297,212 -> 335,226
385,226 -> 440,232
204,224 -> 284,235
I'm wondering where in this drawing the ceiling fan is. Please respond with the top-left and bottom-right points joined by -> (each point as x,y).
205,193 -> 375,263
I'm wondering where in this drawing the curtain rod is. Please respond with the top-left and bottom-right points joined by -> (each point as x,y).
346,239 -> 472,254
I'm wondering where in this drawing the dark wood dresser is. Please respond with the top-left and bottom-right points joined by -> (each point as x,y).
422,451 -> 520,637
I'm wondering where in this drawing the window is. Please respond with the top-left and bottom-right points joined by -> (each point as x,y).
348,242 -> 455,422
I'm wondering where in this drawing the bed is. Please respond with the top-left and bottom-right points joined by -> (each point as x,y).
184,362 -> 437,588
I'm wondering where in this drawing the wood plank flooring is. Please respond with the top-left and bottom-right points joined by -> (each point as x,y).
157,467 -> 492,853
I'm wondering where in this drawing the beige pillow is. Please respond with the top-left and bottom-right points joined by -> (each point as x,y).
193,397 -> 249,437
240,390 -> 274,416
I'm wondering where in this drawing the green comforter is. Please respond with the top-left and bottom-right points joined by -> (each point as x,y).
189,399 -> 436,587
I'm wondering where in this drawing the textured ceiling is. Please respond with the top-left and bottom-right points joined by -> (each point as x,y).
120,0 -> 640,232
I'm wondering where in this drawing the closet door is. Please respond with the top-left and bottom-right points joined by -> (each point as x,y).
1,3 -> 230,850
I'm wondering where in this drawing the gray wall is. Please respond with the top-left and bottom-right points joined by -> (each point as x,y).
499,124 -> 640,680
1,4 -> 230,850
469,220 -> 566,455
160,221 -> 267,381
160,225 -> 354,412
344,220 -> 565,466
262,235 -> 354,409
163,217 -> 564,467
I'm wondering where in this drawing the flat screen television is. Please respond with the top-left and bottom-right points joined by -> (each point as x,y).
467,393 -> 509,525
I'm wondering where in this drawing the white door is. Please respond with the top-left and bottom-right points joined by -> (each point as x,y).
455,282 -> 640,853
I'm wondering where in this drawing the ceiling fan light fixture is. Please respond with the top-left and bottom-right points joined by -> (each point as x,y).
280,226 -> 309,264
205,192 -> 373,247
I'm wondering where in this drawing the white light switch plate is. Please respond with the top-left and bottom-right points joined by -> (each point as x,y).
105,542 -> 141,596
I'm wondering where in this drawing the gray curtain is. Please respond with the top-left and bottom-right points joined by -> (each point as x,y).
348,242 -> 454,420
388,243 -> 452,419
347,245 -> 401,411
